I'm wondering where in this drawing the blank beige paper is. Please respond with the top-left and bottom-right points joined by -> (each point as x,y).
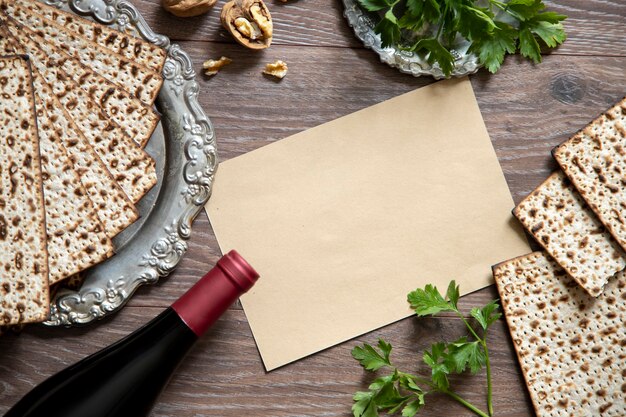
206,78 -> 530,370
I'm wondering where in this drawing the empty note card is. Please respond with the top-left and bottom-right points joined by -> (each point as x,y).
206,77 -> 530,370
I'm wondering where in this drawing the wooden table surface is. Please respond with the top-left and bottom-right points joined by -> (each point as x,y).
1,1 -> 625,416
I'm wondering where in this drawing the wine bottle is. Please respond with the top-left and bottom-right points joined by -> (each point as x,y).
5,250 -> 259,417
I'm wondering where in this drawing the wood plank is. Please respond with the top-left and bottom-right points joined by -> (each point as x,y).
132,0 -> 626,55
0,307 -> 533,417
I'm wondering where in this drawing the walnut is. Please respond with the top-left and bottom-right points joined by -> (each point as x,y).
263,60 -> 288,79
203,56 -> 233,76
221,0 -> 272,50
162,0 -> 216,17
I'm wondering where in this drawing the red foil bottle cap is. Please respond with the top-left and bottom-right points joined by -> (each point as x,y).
172,250 -> 259,337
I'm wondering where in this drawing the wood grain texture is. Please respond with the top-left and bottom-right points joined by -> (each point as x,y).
0,307 -> 533,417
134,0 -> 626,56
1,0 -> 625,416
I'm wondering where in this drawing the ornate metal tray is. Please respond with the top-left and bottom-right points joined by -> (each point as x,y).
342,0 -> 481,78
42,0 -> 216,326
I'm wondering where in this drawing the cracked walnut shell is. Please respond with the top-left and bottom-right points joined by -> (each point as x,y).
162,0 -> 217,17
221,0 -> 272,50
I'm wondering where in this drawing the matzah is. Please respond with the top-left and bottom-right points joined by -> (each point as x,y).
36,102 -> 115,283
0,23 -> 140,237
34,77 -> 139,238
513,171 -> 625,297
4,16 -> 159,148
4,2 -> 163,107
0,25 -> 157,203
493,251 -> 626,417
0,55 -> 49,325
553,98 -> 626,254
12,0 -> 166,74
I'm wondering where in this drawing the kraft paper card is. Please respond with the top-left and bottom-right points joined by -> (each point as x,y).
206,77 -> 530,371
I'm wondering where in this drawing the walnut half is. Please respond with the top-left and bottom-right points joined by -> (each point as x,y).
221,0 -> 272,50
162,0 -> 216,17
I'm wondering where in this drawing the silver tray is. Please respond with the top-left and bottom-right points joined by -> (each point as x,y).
42,0 -> 216,326
342,0 -> 482,78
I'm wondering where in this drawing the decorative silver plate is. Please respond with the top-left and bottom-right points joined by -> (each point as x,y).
342,0 -> 482,78
43,0 -> 216,326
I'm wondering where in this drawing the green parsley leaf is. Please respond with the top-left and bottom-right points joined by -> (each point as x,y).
505,0 -> 545,21
374,375 -> 408,409
473,21 -> 517,73
533,11 -> 567,24
423,342 -> 450,390
356,0 -> 393,12
399,374 -> 423,393
445,338 -> 486,374
470,300 -> 501,330
401,396 -> 425,417
375,16 -> 403,48
526,19 -> 566,48
518,26 -> 542,63
456,5 -> 496,41
408,282 -> 456,316
353,391 -> 379,417
352,339 -> 393,371
445,280 -> 460,310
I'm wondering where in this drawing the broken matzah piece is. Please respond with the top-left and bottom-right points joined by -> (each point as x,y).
513,171 -> 625,297
0,25 -> 157,203
493,251 -> 626,417
0,55 -> 49,325
553,98 -> 626,253
0,24 -> 139,237
4,16 -> 159,148
36,103 -> 115,283
4,2 -> 163,107
11,0 -> 167,74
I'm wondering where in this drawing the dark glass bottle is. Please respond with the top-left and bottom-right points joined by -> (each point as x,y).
4,250 -> 259,417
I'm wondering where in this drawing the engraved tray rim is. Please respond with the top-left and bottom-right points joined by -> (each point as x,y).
40,0 -> 216,326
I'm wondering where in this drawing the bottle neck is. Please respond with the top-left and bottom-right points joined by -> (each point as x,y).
171,250 -> 259,337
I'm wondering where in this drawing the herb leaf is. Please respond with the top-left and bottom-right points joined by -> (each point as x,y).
470,300 -> 502,330
357,0 -> 393,12
423,342 -> 450,390
408,281 -> 458,316
473,21 -> 517,73
401,397 -> 425,417
352,281 -> 502,417
352,339 -> 393,371
445,337 -> 486,374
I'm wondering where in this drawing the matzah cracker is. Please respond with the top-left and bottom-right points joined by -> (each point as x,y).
34,77 -> 139,237
0,25 -> 157,203
0,25 -> 139,236
513,171 -> 625,297
5,16 -> 158,148
36,102 -> 115,283
12,0 -> 166,73
553,98 -> 626,254
0,55 -> 49,325
493,251 -> 626,417
4,2 -> 163,107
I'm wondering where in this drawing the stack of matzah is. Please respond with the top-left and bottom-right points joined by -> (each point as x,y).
495,97 -> 626,416
0,0 -> 167,327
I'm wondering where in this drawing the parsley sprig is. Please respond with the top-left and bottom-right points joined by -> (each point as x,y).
356,0 -> 567,76
351,281 -> 502,417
